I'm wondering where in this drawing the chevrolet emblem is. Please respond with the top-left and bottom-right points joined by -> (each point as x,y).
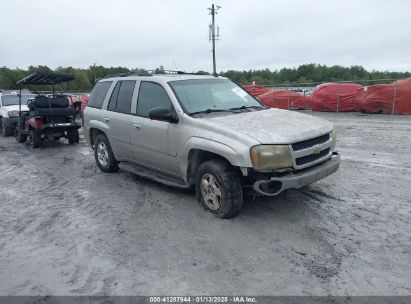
313,145 -> 322,154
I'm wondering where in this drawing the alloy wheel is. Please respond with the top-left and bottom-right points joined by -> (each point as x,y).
200,173 -> 222,211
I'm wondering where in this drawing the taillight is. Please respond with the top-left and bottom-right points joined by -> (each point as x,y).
34,118 -> 45,127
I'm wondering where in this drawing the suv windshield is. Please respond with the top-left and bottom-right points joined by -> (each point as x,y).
169,78 -> 264,115
2,95 -> 35,106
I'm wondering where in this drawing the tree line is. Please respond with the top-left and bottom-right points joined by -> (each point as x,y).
1,64 -> 410,92
222,64 -> 411,86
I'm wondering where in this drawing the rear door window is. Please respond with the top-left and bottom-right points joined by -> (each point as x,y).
107,80 -> 136,114
136,82 -> 172,117
107,82 -> 121,111
88,81 -> 112,109
116,80 -> 135,114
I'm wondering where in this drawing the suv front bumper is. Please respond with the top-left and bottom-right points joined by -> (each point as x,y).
253,153 -> 340,196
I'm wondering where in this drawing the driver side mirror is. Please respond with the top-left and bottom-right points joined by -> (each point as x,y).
148,107 -> 178,123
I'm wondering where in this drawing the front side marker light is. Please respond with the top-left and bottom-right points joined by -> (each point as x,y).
332,128 -> 337,150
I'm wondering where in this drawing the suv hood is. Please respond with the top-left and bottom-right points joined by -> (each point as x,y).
206,108 -> 333,144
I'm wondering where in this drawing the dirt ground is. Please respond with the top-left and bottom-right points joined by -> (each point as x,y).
0,112 -> 410,296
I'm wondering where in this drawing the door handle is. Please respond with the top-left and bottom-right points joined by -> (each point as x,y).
103,117 -> 110,122
133,123 -> 141,129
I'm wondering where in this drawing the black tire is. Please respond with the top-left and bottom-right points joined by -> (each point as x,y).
15,127 -> 28,143
94,134 -> 118,173
67,129 -> 80,145
195,159 -> 243,218
29,129 -> 41,149
1,118 -> 12,137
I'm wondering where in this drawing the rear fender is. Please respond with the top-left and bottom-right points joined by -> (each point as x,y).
88,119 -> 111,146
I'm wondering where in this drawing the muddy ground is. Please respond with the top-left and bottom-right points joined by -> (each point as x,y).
0,112 -> 410,296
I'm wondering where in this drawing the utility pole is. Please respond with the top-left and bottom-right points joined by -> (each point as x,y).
208,4 -> 221,77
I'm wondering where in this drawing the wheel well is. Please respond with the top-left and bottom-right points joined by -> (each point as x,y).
89,128 -> 106,148
186,149 -> 234,186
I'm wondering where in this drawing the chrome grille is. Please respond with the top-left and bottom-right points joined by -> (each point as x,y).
292,133 -> 330,151
295,148 -> 330,166
290,132 -> 333,169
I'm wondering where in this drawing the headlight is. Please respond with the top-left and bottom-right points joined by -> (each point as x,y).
7,110 -> 19,117
332,128 -> 337,150
250,145 -> 292,171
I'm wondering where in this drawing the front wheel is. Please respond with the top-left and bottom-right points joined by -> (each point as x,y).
29,129 -> 42,149
15,127 -> 28,143
195,159 -> 243,218
67,129 -> 80,144
94,134 -> 118,173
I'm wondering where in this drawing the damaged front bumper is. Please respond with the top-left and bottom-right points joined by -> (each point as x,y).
253,153 -> 341,196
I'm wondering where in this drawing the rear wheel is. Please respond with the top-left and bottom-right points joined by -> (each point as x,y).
1,118 -> 12,137
29,129 -> 41,149
94,134 -> 118,173
15,127 -> 28,143
67,129 -> 80,144
195,159 -> 243,218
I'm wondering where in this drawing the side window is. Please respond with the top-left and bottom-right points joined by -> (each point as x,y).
88,81 -> 112,108
116,80 -> 135,114
107,80 -> 135,114
107,82 -> 120,111
137,82 -> 172,117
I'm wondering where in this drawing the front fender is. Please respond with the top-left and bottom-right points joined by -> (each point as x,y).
178,136 -> 253,179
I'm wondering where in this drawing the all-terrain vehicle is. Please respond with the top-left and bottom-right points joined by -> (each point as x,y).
14,72 -> 80,148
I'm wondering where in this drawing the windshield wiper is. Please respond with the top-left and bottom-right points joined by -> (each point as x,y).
189,109 -> 234,115
229,105 -> 266,111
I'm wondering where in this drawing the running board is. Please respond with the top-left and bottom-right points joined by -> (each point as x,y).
119,162 -> 190,189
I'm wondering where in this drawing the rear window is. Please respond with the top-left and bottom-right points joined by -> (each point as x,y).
88,81 -> 112,109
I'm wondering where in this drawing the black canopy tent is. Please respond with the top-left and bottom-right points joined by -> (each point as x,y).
16,72 -> 75,85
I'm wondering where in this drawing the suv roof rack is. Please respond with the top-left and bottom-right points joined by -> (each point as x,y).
102,70 -> 211,79
146,70 -> 211,76
102,71 -> 152,79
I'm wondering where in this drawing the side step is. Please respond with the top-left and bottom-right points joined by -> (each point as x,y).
119,162 -> 190,189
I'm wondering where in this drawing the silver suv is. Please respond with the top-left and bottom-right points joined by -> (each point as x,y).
83,72 -> 340,218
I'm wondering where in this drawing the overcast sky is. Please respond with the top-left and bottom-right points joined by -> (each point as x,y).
1,0 -> 410,72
